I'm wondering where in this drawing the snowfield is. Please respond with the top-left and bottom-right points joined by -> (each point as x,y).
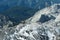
0,4 -> 60,40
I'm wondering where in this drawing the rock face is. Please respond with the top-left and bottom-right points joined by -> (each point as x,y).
0,4 -> 60,40
0,14 -> 13,29
39,14 -> 55,23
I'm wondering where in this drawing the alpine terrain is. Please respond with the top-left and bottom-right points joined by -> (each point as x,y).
0,4 -> 60,40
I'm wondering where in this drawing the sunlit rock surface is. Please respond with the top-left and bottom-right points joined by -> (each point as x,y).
0,4 -> 60,40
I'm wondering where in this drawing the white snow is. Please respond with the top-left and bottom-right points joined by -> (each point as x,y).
55,14 -> 60,22
2,4 -> 60,40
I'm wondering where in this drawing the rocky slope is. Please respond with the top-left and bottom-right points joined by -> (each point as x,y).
0,4 -> 60,40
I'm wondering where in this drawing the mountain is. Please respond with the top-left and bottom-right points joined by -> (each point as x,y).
2,6 -> 38,24
1,4 -> 60,40
25,4 -> 60,23
0,0 -> 52,24
0,14 -> 13,28
0,0 -> 60,13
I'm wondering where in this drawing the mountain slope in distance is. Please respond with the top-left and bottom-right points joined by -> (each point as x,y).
1,4 -> 60,40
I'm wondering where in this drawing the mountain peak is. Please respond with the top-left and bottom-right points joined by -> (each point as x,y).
25,4 -> 60,23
